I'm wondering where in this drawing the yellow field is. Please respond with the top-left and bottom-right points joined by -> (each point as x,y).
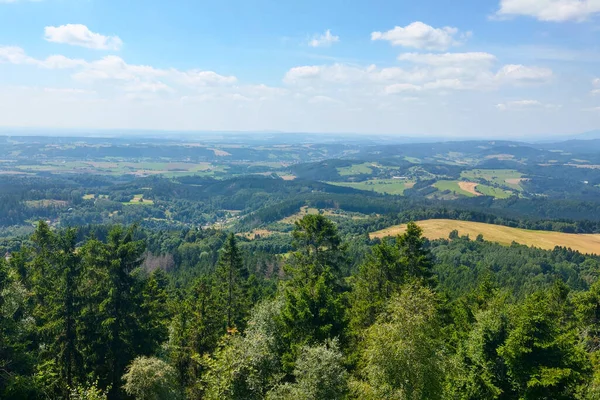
370,219 -> 600,255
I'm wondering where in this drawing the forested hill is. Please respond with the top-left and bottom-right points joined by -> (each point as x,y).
2,216 -> 600,399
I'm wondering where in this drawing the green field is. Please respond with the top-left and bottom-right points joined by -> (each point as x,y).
433,180 -> 476,197
461,169 -> 524,190
327,179 -> 414,195
475,184 -> 513,199
337,163 -> 374,176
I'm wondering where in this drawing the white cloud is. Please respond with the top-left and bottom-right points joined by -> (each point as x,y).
44,24 -> 123,50
0,46 -> 86,68
495,64 -> 553,84
496,0 -> 600,22
124,82 -> 172,93
176,70 -> 237,86
284,58 -> 552,93
496,99 -> 560,110
308,30 -> 339,47
398,52 -> 497,66
371,22 -> 467,50
384,83 -> 422,94
0,46 -> 36,64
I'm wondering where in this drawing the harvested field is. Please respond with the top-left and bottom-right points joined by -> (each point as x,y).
370,219 -> 600,255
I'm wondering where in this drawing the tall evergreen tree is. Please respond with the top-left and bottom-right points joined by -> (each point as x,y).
215,233 -> 248,330
79,226 -> 146,399
280,215 -> 347,373
28,223 -> 83,394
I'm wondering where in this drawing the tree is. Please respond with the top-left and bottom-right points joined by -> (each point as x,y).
78,225 -> 146,398
280,215 -> 347,372
122,357 -> 180,400
449,302 -> 513,399
498,287 -> 590,399
27,223 -> 83,394
202,297 -> 286,400
349,239 -> 403,334
215,233 -> 249,330
397,222 -> 435,286
353,283 -> 446,400
267,339 -> 347,400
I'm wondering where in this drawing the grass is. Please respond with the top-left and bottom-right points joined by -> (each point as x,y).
461,169 -> 524,191
370,219 -> 600,255
433,180 -> 476,197
337,163 -> 374,176
475,184 -> 513,199
327,179 -> 414,195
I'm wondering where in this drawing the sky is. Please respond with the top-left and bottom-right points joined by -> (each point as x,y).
0,0 -> 599,138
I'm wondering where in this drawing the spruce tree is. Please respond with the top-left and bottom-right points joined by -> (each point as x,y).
215,233 -> 248,330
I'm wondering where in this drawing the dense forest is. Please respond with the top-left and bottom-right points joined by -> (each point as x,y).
2,216 -> 600,399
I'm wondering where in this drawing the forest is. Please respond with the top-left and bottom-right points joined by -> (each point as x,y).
2,215 -> 600,399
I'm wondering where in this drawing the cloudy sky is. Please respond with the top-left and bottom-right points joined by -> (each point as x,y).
1,0 -> 599,138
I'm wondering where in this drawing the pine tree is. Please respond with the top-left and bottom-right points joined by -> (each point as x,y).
79,225 -> 146,399
29,223 -> 83,394
215,233 -> 248,330
280,215 -> 347,373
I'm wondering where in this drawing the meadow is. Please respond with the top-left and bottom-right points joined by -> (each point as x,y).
370,219 -> 600,255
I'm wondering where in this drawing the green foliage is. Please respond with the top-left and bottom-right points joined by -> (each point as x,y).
69,381 -> 109,400
280,215 -> 347,372
215,233 -> 249,329
353,283 -> 446,400
122,356 -> 180,400
267,339 -> 348,400
498,286 -> 590,399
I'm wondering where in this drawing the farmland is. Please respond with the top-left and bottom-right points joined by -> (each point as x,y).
461,169 -> 524,190
370,219 -> 600,255
327,179 -> 414,195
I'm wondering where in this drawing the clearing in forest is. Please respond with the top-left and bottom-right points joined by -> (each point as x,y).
370,219 -> 600,255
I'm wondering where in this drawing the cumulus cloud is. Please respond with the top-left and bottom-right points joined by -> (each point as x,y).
284,57 -> 552,94
495,64 -> 553,84
308,30 -> 340,47
496,99 -> 560,110
384,83 -> 422,94
496,0 -> 600,22
0,46 -> 237,97
371,22 -> 468,50
0,46 -> 86,68
44,24 -> 123,50
397,52 -> 497,66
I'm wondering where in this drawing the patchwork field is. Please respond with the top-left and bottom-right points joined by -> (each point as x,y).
337,163 -> 374,176
370,219 -> 600,255
461,169 -> 524,190
7,161 -> 227,177
433,180 -> 476,197
327,179 -> 415,195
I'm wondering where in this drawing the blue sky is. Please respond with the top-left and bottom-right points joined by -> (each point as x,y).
1,0 -> 599,138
